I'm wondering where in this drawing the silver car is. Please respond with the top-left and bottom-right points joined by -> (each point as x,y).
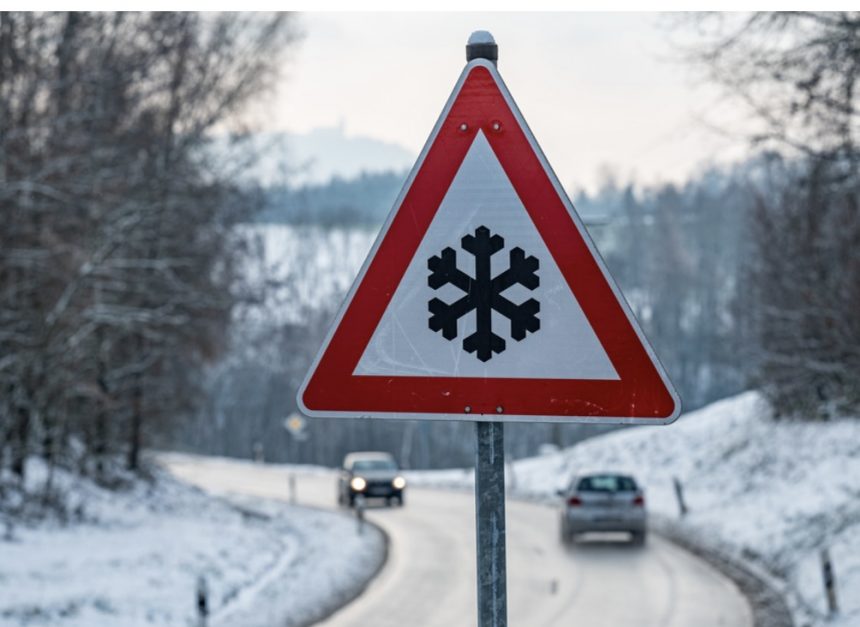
559,473 -> 647,545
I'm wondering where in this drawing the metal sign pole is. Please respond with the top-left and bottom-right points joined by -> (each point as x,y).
475,420 -> 507,627
466,31 -> 508,627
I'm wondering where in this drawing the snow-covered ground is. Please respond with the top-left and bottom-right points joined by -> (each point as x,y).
408,392 -> 860,627
0,459 -> 384,627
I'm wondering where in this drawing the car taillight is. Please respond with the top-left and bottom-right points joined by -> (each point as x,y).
633,495 -> 645,507
567,496 -> 582,507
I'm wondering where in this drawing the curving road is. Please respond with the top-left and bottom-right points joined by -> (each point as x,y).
165,455 -> 752,627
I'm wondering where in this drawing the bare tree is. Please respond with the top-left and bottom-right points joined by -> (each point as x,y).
0,11 -> 299,503
680,12 -> 860,416
684,12 -> 859,161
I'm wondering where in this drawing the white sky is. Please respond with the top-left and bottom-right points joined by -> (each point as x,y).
265,12 -> 750,193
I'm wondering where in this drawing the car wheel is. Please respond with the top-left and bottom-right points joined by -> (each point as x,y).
631,531 -> 646,546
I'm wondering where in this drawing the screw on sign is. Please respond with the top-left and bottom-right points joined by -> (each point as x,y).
428,225 -> 540,361
297,31 -> 681,627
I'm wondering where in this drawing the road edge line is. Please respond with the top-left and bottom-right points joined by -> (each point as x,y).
300,513 -> 391,627
649,515 -> 797,627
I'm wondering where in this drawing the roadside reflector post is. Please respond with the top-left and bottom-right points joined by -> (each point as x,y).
821,547 -> 838,616
3,518 -> 14,542
288,473 -> 297,505
196,575 -> 209,627
672,476 -> 689,517
355,495 -> 366,535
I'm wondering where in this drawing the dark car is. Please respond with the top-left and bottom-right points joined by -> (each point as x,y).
559,472 -> 647,545
338,452 -> 406,507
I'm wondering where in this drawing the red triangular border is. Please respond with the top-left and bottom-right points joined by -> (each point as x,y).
299,61 -> 680,423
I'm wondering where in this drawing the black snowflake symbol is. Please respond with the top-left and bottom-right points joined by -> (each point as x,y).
427,225 -> 540,362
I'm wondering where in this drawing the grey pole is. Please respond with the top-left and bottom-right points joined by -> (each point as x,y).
475,419 -> 507,627
468,33 -> 507,627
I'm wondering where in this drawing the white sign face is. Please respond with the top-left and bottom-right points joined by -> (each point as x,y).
354,131 -> 619,381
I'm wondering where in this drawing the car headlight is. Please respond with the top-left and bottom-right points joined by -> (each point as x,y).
350,477 -> 367,491
392,476 -> 406,490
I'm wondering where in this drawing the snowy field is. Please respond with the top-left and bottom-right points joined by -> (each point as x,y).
0,460 -> 384,627
408,392 -> 860,627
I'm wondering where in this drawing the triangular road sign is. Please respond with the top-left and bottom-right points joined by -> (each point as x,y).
298,59 -> 681,424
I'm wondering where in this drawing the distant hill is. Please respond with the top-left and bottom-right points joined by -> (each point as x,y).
247,126 -> 415,186
258,169 -> 409,226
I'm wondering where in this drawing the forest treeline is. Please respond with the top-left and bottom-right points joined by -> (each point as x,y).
259,170 -> 407,227
0,12 -> 297,500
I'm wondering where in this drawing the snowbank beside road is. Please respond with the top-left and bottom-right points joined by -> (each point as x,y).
0,460 -> 384,627
409,392 -> 860,627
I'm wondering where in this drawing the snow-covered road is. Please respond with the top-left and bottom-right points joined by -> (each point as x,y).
165,455 -> 752,627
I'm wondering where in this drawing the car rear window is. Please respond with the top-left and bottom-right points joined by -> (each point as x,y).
577,475 -> 637,492
352,459 -> 397,471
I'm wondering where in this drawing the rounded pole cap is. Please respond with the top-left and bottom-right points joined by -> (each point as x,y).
466,30 -> 498,64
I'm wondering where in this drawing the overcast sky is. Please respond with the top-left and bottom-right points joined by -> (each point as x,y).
264,12 -> 749,193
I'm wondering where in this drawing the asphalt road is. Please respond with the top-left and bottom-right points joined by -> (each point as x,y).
165,456 -> 752,627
